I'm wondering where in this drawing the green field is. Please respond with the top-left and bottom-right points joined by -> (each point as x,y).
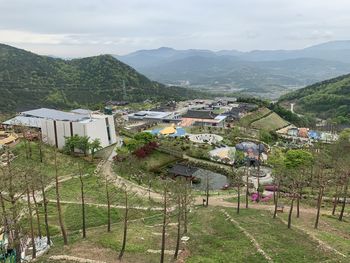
239,107 -> 272,127
251,112 -> 289,131
46,175 -> 160,207
34,206 -> 348,263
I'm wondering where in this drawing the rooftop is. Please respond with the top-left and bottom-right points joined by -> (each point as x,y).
182,110 -> 217,119
22,108 -> 89,122
128,111 -> 172,119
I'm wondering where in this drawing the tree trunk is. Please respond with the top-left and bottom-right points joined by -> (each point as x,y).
54,150 -> 68,245
106,179 -> 111,232
0,192 -> 9,233
273,184 -> 280,219
339,177 -> 349,221
118,191 -> 128,260
160,186 -> 167,263
26,178 -> 36,259
314,186 -> 324,229
237,182 -> 240,214
183,188 -> 188,234
174,196 -> 181,259
245,167 -> 249,208
5,149 -> 21,263
31,189 -> 42,239
205,175 -> 209,207
39,139 -> 43,163
79,173 -> 86,238
288,194 -> 295,229
296,187 -> 302,218
41,174 -> 51,246
332,185 -> 339,216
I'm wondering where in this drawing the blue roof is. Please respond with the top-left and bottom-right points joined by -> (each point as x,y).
22,108 -> 89,121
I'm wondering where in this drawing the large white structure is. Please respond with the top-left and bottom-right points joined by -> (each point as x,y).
3,108 -> 117,149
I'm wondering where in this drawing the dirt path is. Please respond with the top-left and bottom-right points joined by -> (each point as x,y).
47,199 -> 164,211
221,209 -> 274,263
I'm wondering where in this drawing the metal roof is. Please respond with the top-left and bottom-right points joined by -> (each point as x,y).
3,116 -> 42,128
71,109 -> 92,115
22,108 -> 89,121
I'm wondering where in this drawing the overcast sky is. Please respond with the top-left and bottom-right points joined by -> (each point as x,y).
1,0 -> 350,57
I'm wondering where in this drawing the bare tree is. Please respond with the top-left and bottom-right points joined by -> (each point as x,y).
105,177 -> 112,232
78,162 -> 86,238
54,148 -> 68,245
31,189 -> 42,239
160,181 -> 169,263
39,170 -> 51,246
118,184 -> 129,261
25,173 -> 36,259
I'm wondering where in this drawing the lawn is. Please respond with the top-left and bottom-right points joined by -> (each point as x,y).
225,208 -> 342,263
36,206 -> 178,263
278,209 -> 350,258
239,107 -> 272,127
46,174 -> 160,207
11,141 -> 96,181
251,112 -> 289,131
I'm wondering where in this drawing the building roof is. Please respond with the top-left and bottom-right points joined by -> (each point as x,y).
3,116 -> 42,128
182,110 -> 217,119
22,108 -> 89,121
128,111 -> 172,120
71,109 -> 92,115
168,164 -> 198,177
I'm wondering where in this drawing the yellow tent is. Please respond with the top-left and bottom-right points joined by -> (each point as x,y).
160,124 -> 176,135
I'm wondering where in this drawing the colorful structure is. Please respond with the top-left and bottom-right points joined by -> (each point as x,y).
149,125 -> 186,137
0,131 -> 18,146
0,232 -> 16,263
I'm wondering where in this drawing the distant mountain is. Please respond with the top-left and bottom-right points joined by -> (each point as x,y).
0,44 -> 202,111
279,73 -> 350,123
117,41 -> 350,98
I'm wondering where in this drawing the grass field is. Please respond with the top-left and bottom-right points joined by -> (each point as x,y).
46,175 -> 160,207
251,112 -> 289,131
34,206 -> 348,263
239,107 -> 272,127
12,142 -> 96,181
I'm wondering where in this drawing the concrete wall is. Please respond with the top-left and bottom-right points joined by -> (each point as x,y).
40,115 -> 117,150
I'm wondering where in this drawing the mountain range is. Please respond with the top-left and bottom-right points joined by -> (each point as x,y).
117,41 -> 350,98
279,73 -> 350,124
0,44 -> 202,112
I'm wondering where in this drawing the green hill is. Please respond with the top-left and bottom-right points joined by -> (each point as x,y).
0,44 -> 202,111
280,74 -> 350,123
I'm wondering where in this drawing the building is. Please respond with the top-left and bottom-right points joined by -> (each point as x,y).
3,108 -> 117,150
179,110 -> 227,127
127,110 -> 180,123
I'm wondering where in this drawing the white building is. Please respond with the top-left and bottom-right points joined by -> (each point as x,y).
3,108 -> 117,149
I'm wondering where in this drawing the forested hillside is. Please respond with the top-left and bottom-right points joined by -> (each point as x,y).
280,74 -> 350,123
0,44 -> 201,111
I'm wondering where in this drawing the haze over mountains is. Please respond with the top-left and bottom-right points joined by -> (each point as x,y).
117,40 -> 350,99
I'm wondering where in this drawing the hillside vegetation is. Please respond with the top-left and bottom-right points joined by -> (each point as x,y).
280,73 -> 350,123
0,44 -> 203,111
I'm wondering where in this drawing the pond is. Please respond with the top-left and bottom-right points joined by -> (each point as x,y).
192,168 -> 229,190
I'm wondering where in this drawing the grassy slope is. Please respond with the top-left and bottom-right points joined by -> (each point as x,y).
251,112 -> 289,131
239,107 -> 272,127
12,142 -> 96,181
45,175 -> 160,207
35,206 -> 346,263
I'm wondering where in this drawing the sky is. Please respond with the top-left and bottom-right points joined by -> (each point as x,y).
1,0 -> 350,57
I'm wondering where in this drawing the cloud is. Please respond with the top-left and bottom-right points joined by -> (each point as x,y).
1,0 -> 350,56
